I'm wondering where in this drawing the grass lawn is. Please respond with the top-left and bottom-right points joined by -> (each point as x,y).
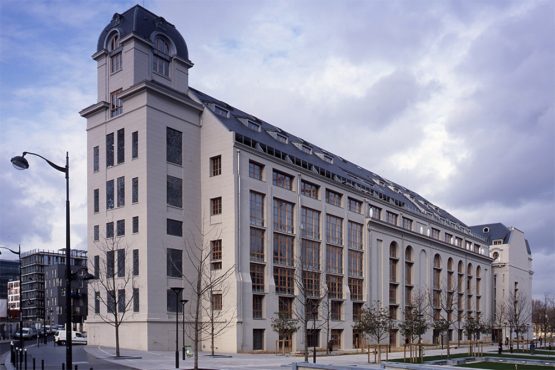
456,361 -> 555,369
388,352 -> 555,364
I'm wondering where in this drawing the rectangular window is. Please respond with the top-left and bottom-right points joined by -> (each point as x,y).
93,146 -> 99,172
331,301 -> 342,321
302,239 -> 320,271
133,288 -> 139,312
132,216 -> 139,233
210,155 -> 222,176
326,275 -> 343,299
278,296 -> 293,318
167,175 -> 183,208
94,188 -> 99,213
117,176 -> 125,207
386,211 -> 398,225
326,245 -> 343,274
250,228 -> 265,262
106,133 -> 114,167
106,250 -> 115,278
117,249 -> 125,277
153,55 -> 169,77
402,217 -> 413,231
131,131 -> 138,159
272,170 -> 293,190
132,249 -> 139,276
116,219 -> 125,236
117,128 -> 124,164
307,329 -> 320,348
347,221 -> 363,250
326,214 -> 343,245
369,205 -> 381,220
111,52 -> 122,73
326,189 -> 342,207
301,207 -> 320,240
211,293 -> 222,310
94,292 -> 100,313
93,255 -> 99,278
253,296 -> 264,319
167,248 -> 182,277
167,219 -> 183,236
106,180 -> 114,209
132,177 -> 138,203
250,263 -> 265,292
249,161 -> 264,180
273,199 -> 294,233
348,198 -> 362,214
273,233 -> 294,266
274,267 -> 294,295
107,290 -> 115,313
209,197 -> 222,215
303,271 -> 320,297
250,191 -> 264,227
167,289 -> 183,312
118,289 -> 126,312
445,233 -> 453,244
106,222 -> 114,238
432,228 -> 440,240
348,250 -> 363,277
166,127 -> 182,165
211,240 -> 222,270
301,180 -> 319,199
349,278 -> 363,301
110,90 -> 122,117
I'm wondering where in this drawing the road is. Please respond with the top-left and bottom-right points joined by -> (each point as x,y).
2,337 -> 136,370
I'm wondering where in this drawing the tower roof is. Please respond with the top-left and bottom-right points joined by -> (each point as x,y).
97,5 -> 190,62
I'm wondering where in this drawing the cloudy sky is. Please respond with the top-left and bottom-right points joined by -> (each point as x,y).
0,0 -> 553,298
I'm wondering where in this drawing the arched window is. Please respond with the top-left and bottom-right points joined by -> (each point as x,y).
432,254 -> 442,321
404,246 -> 413,306
153,35 -> 171,77
389,242 -> 399,319
155,35 -> 170,54
107,32 -> 122,73
108,33 -> 119,51
447,258 -> 454,291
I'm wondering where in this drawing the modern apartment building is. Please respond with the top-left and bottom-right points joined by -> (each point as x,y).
81,5 -> 531,353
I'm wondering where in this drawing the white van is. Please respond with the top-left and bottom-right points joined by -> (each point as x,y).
54,330 -> 87,345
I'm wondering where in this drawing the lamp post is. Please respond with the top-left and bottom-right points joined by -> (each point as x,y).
181,299 -> 188,360
0,245 -> 22,350
171,287 -> 183,369
11,151 -> 72,369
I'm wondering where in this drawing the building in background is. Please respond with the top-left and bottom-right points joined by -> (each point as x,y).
81,5 -> 532,353
0,260 -> 20,339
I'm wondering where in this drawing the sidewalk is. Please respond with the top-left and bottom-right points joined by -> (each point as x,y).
82,344 -> 498,370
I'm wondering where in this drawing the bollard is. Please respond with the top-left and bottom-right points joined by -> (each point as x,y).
14,348 -> 18,370
42,359 -> 45,370
11,341 -> 15,364
19,348 -> 23,370
75,365 -> 78,370
33,357 -> 36,370
24,349 -> 27,370
62,363 -> 65,370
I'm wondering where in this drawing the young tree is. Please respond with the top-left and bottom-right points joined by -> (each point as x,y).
463,315 -> 486,356
429,279 -> 459,358
173,225 -> 235,370
271,313 -> 299,353
398,290 -> 429,363
353,301 -> 393,364
507,287 -> 532,350
89,234 -> 136,357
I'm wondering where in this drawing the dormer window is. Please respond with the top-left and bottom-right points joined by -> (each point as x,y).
214,105 -> 229,118
301,144 -> 312,154
316,152 -> 333,164
246,120 -> 260,132
153,35 -> 170,77
107,33 -> 122,73
268,131 -> 288,144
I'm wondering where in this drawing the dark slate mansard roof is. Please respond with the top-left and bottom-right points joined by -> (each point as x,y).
97,5 -> 191,63
190,88 -> 486,239
471,223 -> 532,255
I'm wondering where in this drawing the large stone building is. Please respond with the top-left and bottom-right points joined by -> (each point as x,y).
82,5 -> 532,352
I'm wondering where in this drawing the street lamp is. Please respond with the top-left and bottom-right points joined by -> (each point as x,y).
181,299 -> 188,360
0,245 -> 22,349
11,151 -> 72,369
171,287 -> 184,369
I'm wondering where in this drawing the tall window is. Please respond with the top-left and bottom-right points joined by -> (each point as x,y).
167,219 -> 183,237
431,228 -> 440,239
106,250 -> 115,278
132,131 -> 138,159
273,199 -> 294,233
326,245 -> 343,274
272,170 -> 293,190
132,216 -> 139,233
348,198 -> 362,213
117,176 -> 125,207
167,248 -> 182,277
326,189 -> 342,207
117,249 -> 125,277
153,36 -> 170,77
402,217 -> 413,231
167,289 -> 183,312
249,161 -> 264,180
252,296 -> 264,319
326,215 -> 343,245
93,225 -> 99,241
108,33 -> 122,73
301,239 -> 320,271
106,222 -> 114,238
405,247 -> 414,306
93,256 -> 100,278
133,288 -> 139,312
369,205 -> 381,220
250,263 -> 265,292
274,267 -> 294,295
210,197 -> 222,215
250,228 -> 265,262
167,175 -> 183,208
94,292 -> 100,313
211,239 -> 222,270
278,296 -> 293,318
166,127 -> 182,165
106,180 -> 114,209
107,290 -> 115,313
110,90 -> 123,117
348,250 -> 363,277
116,219 -> 125,236
303,271 -> 320,297
348,278 -> 363,301
326,275 -> 343,299
301,207 -> 320,240
300,180 -> 319,199
133,249 -> 139,276
389,243 -> 398,307
106,133 -> 114,167
211,294 -> 223,310
250,191 -> 264,226
273,234 -> 294,266
210,155 -> 222,176
386,211 -> 398,225
347,221 -> 363,250
132,177 -> 138,203
93,189 -> 99,213
93,146 -> 99,172
117,128 -> 124,164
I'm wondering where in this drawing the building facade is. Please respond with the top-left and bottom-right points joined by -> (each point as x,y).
82,5 -> 531,353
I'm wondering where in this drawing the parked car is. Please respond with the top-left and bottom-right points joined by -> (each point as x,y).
54,330 -> 87,345
14,327 -> 37,339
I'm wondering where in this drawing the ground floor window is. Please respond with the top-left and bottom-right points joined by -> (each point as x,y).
307,329 -> 320,348
330,329 -> 343,349
389,329 -> 398,347
253,329 -> 264,350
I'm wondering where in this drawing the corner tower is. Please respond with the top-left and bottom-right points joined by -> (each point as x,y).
81,5 -> 203,351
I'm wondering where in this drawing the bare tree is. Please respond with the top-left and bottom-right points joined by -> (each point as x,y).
507,286 -> 532,350
180,227 -> 235,370
353,301 -> 393,364
398,289 -> 429,363
271,313 -> 299,354
429,279 -> 459,358
89,234 -> 136,357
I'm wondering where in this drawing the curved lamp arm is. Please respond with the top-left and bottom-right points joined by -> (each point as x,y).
0,246 -> 20,256
11,151 -> 68,175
